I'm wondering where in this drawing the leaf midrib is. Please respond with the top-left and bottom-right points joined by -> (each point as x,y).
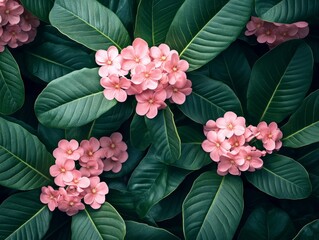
84,209 -> 103,240
283,121 -> 319,141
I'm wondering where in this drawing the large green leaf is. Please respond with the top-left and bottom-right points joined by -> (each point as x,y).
293,219 -> 319,240
0,117 -> 54,190
165,0 -> 253,71
130,113 -> 151,151
245,154 -> 312,199
0,48 -> 24,115
145,107 -> 181,164
125,221 -> 179,240
128,148 -> 190,217
247,40 -> 313,124
255,0 -> 319,23
71,202 -> 125,240
282,90 -> 319,148
24,42 -> 95,83
134,0 -> 184,45
20,0 -> 54,22
49,0 -> 131,51
183,171 -> 243,240
178,74 -> 242,124
35,68 -> 116,128
0,190 -> 52,239
238,207 -> 296,240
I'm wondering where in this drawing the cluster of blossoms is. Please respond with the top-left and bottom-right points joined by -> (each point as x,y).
201,111 -> 283,176
0,0 -> 39,52
95,38 -> 192,119
245,16 -> 309,48
40,133 -> 128,216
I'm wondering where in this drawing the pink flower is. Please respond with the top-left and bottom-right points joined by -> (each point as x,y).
201,130 -> 231,162
79,158 -> 104,177
236,146 -> 264,172
228,134 -> 246,153
40,186 -> 60,211
163,53 -> 189,84
1,25 -> 28,48
216,111 -> 246,138
150,43 -> 177,67
99,132 -> 127,158
95,46 -> 127,77
19,10 -> 40,31
245,16 -> 264,36
84,177 -> 109,209
64,170 -> 90,193
256,22 -> 277,44
79,137 -> 103,163
53,139 -> 84,161
103,151 -> 128,173
217,153 -> 244,176
166,79 -> 192,104
126,82 -> 144,95
135,89 -> 167,119
57,188 -> 85,216
203,120 -> 218,136
256,121 -> 283,152
0,0 -> 24,25
294,22 -> 309,38
100,75 -> 131,102
49,158 -> 75,186
121,38 -> 151,71
131,62 -> 162,90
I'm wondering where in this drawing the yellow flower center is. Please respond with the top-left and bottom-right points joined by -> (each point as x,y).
92,188 -> 97,194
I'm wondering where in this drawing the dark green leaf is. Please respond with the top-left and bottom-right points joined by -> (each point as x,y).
130,113 -> 151,151
37,124 -> 64,152
245,154 -> 312,199
20,0 -> 54,22
293,219 -> 319,240
0,117 -> 54,190
134,0 -> 184,45
71,202 -> 125,240
183,171 -> 243,240
35,68 -> 116,128
0,190 -> 52,239
247,40 -> 313,124
0,48 -> 24,115
145,107 -> 181,164
282,90 -> 319,148
178,74 -> 242,124
49,0 -> 131,51
165,0 -> 253,71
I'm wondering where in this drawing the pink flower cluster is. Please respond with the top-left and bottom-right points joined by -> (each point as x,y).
245,16 -> 309,48
0,0 -> 39,52
201,111 -> 283,176
40,133 -> 128,216
95,38 -> 192,119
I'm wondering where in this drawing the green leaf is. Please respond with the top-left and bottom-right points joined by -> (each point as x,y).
245,154 -> 312,199
125,221 -> 180,240
165,0 -> 253,71
145,107 -> 181,164
0,190 -> 52,240
0,48 -> 24,115
282,90 -> 319,148
20,0 -> 54,22
293,219 -> 319,240
128,148 -> 190,217
35,68 -> 116,128
183,171 -> 243,240
255,0 -> 319,23
238,207 -> 296,240
42,211 -> 71,240
178,74 -> 242,124
37,124 -> 64,152
0,117 -> 54,190
24,42 -> 96,83
71,202 -> 125,240
130,113 -> 151,151
49,0 -> 131,51
134,0 -> 184,46
247,40 -> 313,124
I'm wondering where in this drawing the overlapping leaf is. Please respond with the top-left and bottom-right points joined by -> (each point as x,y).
0,48 -> 24,115
0,190 -> 52,240
0,117 -> 54,190
20,0 -> 54,22
49,0 -> 131,51
293,219 -> 319,240
134,0 -> 184,45
245,154 -> 311,199
282,90 -> 319,148
145,107 -> 181,164
178,74 -> 242,124
165,0 -> 253,71
247,40 -> 313,124
255,0 -> 319,23
130,113 -> 151,151
183,171 -> 243,240
72,202 -> 125,240
35,68 -> 116,128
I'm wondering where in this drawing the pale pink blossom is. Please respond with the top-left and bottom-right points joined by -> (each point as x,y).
0,0 -> 23,25
245,16 -> 264,36
256,121 -> 283,153
216,111 -> 246,138
103,151 -> 128,173
84,177 -> 109,209
126,82 -> 144,95
64,170 -> 90,193
163,53 -> 188,84
236,146 -> 264,172
228,134 -> 246,153
150,43 -> 177,67
100,75 -> 131,102
49,158 -> 75,187
135,89 -> 167,119
99,132 -> 127,158
79,137 -> 102,163
256,22 -> 277,44
19,10 -> 40,31
1,25 -> 28,48
203,120 -> 218,136
79,158 -> 104,177
40,186 -> 60,211
166,79 -> 192,104
53,139 -> 84,161
58,188 -> 85,216
217,153 -> 244,176
131,62 -> 162,90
